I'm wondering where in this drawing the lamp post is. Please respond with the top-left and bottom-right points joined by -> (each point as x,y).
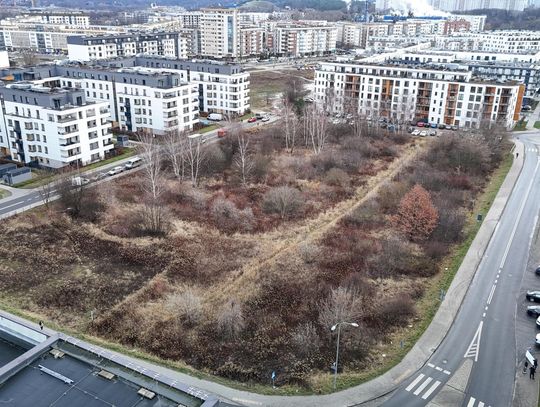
330,321 -> 359,390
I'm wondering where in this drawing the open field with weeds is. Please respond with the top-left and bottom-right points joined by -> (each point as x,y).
0,110 -> 511,393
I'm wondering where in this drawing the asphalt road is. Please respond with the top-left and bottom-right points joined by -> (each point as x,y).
383,132 -> 540,407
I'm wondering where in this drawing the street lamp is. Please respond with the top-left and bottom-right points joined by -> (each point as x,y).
330,321 -> 359,390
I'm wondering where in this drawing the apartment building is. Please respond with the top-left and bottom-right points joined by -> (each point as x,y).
430,0 -> 526,11
33,11 -> 91,27
199,8 -> 240,58
314,61 -> 523,129
0,84 -> 113,168
67,32 -> 189,61
239,27 -> 265,57
436,31 -> 540,53
272,24 -> 337,57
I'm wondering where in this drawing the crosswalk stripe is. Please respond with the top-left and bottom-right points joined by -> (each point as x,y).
413,377 -> 433,396
421,380 -> 441,399
478,402 -> 485,407
467,397 -> 476,407
406,374 -> 425,392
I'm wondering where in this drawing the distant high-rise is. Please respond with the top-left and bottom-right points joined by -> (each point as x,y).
428,0 -> 527,11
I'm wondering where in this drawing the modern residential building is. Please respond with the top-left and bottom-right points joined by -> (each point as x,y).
435,31 -> 540,53
314,60 -> 524,129
271,24 -> 338,57
199,8 -> 240,58
239,27 -> 265,57
67,32 -> 189,61
429,0 -> 527,11
0,84 -> 113,168
32,11 -> 91,27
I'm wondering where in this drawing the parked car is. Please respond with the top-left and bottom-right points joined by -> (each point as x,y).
417,122 -> 425,127
261,116 -> 270,122
527,291 -> 540,302
523,105 -> 532,111
451,125 -> 458,131
430,123 -> 437,128
208,113 -> 224,121
428,130 -> 437,137
536,333 -> 540,345
536,316 -> 540,328
419,130 -> 428,137
71,176 -> 90,186
535,266 -> 540,275
247,117 -> 257,123
124,157 -> 143,170
445,124 -> 452,130
387,124 -> 396,131
217,128 -> 227,138
438,124 -> 446,129
107,166 -> 124,176
407,126 -> 414,133
412,129 -> 421,136
91,172 -> 108,181
527,305 -> 540,316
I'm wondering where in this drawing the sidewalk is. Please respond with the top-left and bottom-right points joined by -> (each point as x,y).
0,184 -> 32,202
0,142 -> 525,407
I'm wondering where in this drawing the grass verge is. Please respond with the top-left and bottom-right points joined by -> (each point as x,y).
0,151 -> 515,397
534,121 -> 540,130
514,121 -> 528,131
0,187 -> 11,199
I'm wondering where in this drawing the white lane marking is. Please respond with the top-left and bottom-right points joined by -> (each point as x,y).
406,374 -> 425,392
421,380 -> 441,400
479,402 -> 485,407
482,312 -> 486,317
467,397 -> 476,407
443,370 -> 451,375
464,321 -> 483,362
495,279 -> 498,284
487,284 -> 496,305
499,160 -> 540,269
435,366 -> 442,371
413,377 -> 433,396
485,306 -> 488,310
427,363 -> 435,368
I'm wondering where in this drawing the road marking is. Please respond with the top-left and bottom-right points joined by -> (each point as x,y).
479,402 -> 485,407
499,159 -> 540,269
421,380 -> 441,399
495,279 -> 498,284
487,284 -> 496,305
406,374 -> 425,392
435,366 -> 442,371
482,312 -> 486,317
485,306 -> 488,310
443,370 -> 451,375
464,321 -> 483,362
413,377 -> 432,396
467,397 -> 476,407
427,363 -> 435,368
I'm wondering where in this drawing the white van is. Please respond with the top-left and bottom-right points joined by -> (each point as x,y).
208,113 -> 224,121
124,157 -> 143,170
188,133 -> 206,143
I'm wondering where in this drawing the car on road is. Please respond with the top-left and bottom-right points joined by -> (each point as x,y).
535,266 -> 540,275
438,124 -> 446,129
261,116 -> 270,122
412,129 -> 420,136
451,125 -> 458,131
247,117 -> 257,123
429,123 -> 437,128
445,124 -> 452,130
527,305 -> 540,316
536,333 -> 540,345
536,316 -> 540,328
124,157 -> 142,170
217,128 -> 227,138
417,122 -> 425,127
107,166 -> 124,176
91,173 -> 108,181
428,130 -> 437,137
419,130 -> 428,137
527,291 -> 540,302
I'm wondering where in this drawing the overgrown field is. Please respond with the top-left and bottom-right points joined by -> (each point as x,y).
0,118 -> 509,392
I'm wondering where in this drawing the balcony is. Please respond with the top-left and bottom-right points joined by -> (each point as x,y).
57,114 -> 77,123
24,123 -> 33,130
99,107 -> 108,114
58,127 -> 78,135
86,110 -> 96,117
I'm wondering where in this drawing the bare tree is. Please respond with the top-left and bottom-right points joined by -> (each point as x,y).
305,104 -> 329,154
163,130 -> 187,179
262,186 -> 304,219
38,178 -> 57,210
282,99 -> 298,154
136,132 -> 164,200
217,299 -> 245,340
186,136 -> 205,187
165,287 -> 203,326
21,49 -> 38,66
234,129 -> 253,185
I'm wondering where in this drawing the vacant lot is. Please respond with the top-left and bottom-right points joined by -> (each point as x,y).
0,118 -> 509,392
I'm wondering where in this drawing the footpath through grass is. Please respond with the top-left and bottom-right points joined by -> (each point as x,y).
0,151 -> 515,397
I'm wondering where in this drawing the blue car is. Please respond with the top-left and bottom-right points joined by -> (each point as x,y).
430,123 -> 438,128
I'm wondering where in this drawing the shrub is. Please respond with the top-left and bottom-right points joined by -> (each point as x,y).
368,235 -> 414,278
368,294 -> 415,330
217,299 -> 245,340
343,199 -> 383,229
210,197 -> 255,233
165,287 -> 203,326
291,322 -> 321,357
252,153 -> 272,184
391,184 -> 439,242
378,181 -> 409,214
324,168 -> 350,188
262,186 -> 304,219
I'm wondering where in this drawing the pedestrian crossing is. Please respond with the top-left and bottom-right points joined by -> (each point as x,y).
527,148 -> 538,152
405,373 -> 441,400
466,396 -> 491,407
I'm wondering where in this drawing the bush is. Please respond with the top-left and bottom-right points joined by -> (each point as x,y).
343,199 -> 383,229
210,197 -> 255,233
368,294 -> 415,330
262,186 -> 304,219
252,153 -> 272,183
378,181 -> 409,213
217,299 -> 245,340
324,168 -> 350,188
165,287 -> 202,326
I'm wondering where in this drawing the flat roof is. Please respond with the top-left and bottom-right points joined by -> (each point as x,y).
0,336 -> 26,367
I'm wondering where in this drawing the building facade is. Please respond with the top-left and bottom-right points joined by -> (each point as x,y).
314,61 -> 523,129
0,84 -> 113,168
199,8 -> 240,58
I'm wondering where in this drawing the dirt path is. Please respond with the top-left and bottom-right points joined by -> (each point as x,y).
208,139 -> 429,305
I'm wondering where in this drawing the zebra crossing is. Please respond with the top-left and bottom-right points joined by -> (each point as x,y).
526,147 -> 538,152
404,373 -> 442,400
466,396 -> 491,407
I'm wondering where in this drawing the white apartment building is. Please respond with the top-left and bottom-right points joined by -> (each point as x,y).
35,12 -> 90,27
239,27 -> 265,57
272,24 -> 337,57
0,84 -> 113,168
430,0 -> 527,11
314,61 -> 524,129
67,32 -> 189,61
436,31 -> 540,53
199,8 -> 240,58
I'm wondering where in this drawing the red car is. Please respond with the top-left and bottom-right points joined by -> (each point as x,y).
217,128 -> 227,138
417,122 -> 425,127
247,117 -> 257,123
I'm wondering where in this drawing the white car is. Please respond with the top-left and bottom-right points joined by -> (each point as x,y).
261,116 -> 270,122
107,166 -> 124,176
536,333 -> 540,345
536,316 -> 540,328
419,130 -> 428,137
412,130 -> 420,136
